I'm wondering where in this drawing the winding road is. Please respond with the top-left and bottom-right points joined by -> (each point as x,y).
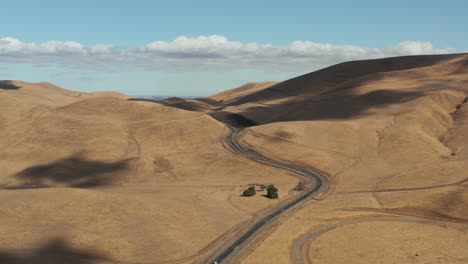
205,126 -> 327,264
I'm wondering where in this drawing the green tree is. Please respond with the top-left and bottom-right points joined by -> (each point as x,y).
242,186 -> 256,196
266,185 -> 279,199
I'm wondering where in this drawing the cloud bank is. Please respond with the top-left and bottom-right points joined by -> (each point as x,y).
0,35 -> 456,71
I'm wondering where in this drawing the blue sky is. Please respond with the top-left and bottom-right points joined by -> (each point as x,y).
1,0 -> 467,96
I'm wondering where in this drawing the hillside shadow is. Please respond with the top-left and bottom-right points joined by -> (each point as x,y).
225,73 -> 468,127
0,238 -> 108,264
148,87 -> 426,128
128,97 -> 203,112
209,111 -> 259,127
454,56 -> 468,74
193,97 -> 222,107
0,80 -> 20,90
127,98 -> 163,103
226,54 -> 463,107
11,153 -> 131,189
128,97 -> 221,113
221,88 -> 424,127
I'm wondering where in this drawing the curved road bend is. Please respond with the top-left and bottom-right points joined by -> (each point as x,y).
292,217 -> 468,264
206,126 -> 327,264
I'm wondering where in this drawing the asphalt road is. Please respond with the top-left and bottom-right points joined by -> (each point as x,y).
207,126 -> 327,264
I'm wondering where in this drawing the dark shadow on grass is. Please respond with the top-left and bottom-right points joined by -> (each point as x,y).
0,80 -> 20,90
10,153 -> 131,189
209,111 -> 259,128
226,54 -> 464,107
127,98 -> 164,103
214,89 -> 424,127
128,97 -> 225,113
133,54 -> 468,128
261,194 -> 279,199
244,76 -> 468,126
0,238 -> 108,264
454,56 -> 468,74
128,97 -> 203,112
193,97 -> 222,107
205,55 -> 468,127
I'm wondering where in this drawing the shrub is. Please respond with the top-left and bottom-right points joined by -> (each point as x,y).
242,186 -> 256,196
293,181 -> 306,191
266,185 -> 279,199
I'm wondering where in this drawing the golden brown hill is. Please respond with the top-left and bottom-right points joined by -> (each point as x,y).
210,81 -> 277,103
0,81 -> 300,263
227,54 -> 463,106
2,52 -> 468,264
129,82 -> 278,114
205,54 -> 468,264
216,54 -> 468,126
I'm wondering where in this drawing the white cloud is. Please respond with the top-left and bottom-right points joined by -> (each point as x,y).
140,35 -> 270,57
0,37 -> 86,55
387,41 -> 451,55
0,35 -> 457,71
40,41 -> 85,54
89,44 -> 115,54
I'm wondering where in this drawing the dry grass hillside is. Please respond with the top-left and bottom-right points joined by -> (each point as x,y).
210,82 -> 277,104
207,54 -> 468,263
0,81 -> 300,264
2,53 -> 467,264
131,82 -> 277,114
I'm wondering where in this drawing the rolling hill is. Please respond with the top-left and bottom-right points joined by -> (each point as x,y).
1,53 -> 467,264
205,54 -> 468,264
0,80 -> 299,263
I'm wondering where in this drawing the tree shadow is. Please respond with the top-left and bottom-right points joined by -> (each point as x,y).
9,153 -> 132,189
0,80 -> 20,90
0,238 -> 109,264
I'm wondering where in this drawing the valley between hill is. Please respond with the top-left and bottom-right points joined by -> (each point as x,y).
1,53 -> 467,264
